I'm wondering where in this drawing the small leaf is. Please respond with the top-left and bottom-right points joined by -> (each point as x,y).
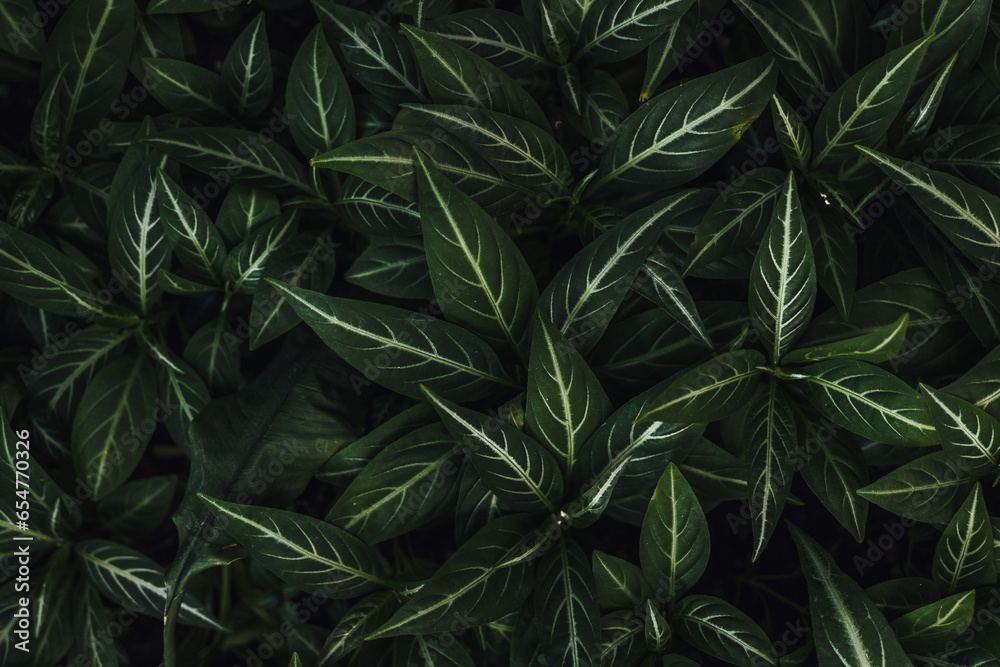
575,0 -> 699,63
423,386 -> 564,513
199,495 -> 393,596
771,93 -> 811,171
317,592 -> 398,667
592,550 -> 652,610
890,591 -> 975,654
97,475 -> 177,536
287,25 -> 354,156
783,313 -> 909,365
789,525 -> 911,667
640,463 -> 710,600
344,236 -> 432,300
223,210 -> 299,294
921,385 -> 1000,477
156,167 -> 226,285
857,452 -> 976,525
141,58 -> 228,116
268,280 -> 516,401
932,484 -> 997,594
673,594 -> 776,666
220,13 -> 272,118
633,250 -> 712,348
636,349 -> 765,423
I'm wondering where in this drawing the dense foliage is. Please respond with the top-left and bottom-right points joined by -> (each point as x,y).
2,0 -> 1000,664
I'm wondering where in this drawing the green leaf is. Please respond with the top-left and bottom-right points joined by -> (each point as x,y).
592,55 -> 777,192
944,343 -> 1000,421
344,235 -> 433,300
156,168 -> 226,285
749,171 -> 816,363
804,201 -> 857,321
789,525 -> 912,667
400,104 -> 570,191
182,315 -> 240,395
141,58 -> 228,116
369,514 -> 542,637
526,310 -> 612,480
865,577 -> 944,620
859,147 -> 1000,272
932,484 -> 997,594
415,148 -> 538,358
31,67 -> 64,166
592,550 -> 652,610
39,0 -> 133,139
317,591 -> 398,667
810,35 -> 933,168
154,352 -> 210,451
216,184 -> 280,247
746,378 -> 797,560
757,0 -> 867,76
783,313 -> 908,365
223,210 -> 298,294
798,359 -> 938,446
77,539 -> 223,628
534,536 -> 601,667
249,231 -> 338,350
677,437 -> 748,506
889,53 -> 957,156
796,414 -> 870,542
771,94 -> 811,171
287,25 -> 354,157
325,423 -> 461,543
166,339 -> 358,614
74,580 -> 120,667
682,168 -> 787,276
131,13 -> 183,79
402,25 -> 547,127
26,326 -> 130,428
890,590 -> 975,654
575,0 -> 699,63
312,1 -> 427,103
0,221 -> 139,327
540,191 -> 700,353
569,69 -> 629,142
199,495 -> 393,596
735,0 -> 841,104
423,386 -> 564,513
857,452 -> 977,525
423,9 -> 549,76
636,349 -> 765,423
72,353 -> 157,501
921,385 -> 1000,477
640,463 -> 710,600
271,281 -> 515,400
0,0 -> 45,61
597,609 -> 645,666
645,599 -> 671,651
634,250 -> 712,348
97,475 -> 177,536
220,13 -> 272,118
673,594 -> 776,667
144,128 -> 314,194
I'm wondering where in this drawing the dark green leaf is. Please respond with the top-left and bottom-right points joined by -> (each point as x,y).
287,25 -> 354,157
932,484 -> 997,594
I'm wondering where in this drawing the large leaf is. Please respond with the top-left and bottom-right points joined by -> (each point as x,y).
735,0 -> 841,104
592,55 -> 776,192
144,128 -> 314,194
672,595 -> 776,667
921,385 -> 1000,477
890,591 -> 975,654
423,9 -> 548,76
859,147 -> 1000,271
312,0 -> 427,103
857,452 -> 976,525
789,526 -> 912,667
199,496 -> 393,596
344,235 -> 432,300
0,222 -> 139,327
72,353 -> 157,501
526,310 -> 612,481
414,149 -> 538,359
423,386 -> 564,513
369,514 -> 542,637
539,191 -> 700,353
798,359 -> 938,446
534,537 -> 601,667
640,463 -> 710,600
220,13 -> 272,118
325,423 -> 461,544
141,58 -> 228,116
637,349 -> 765,423
268,281 -> 516,401
76,539 -> 222,629
574,0 -> 699,63
810,36 -> 932,168
932,484 -> 997,594
749,171 -> 816,362
783,314 -> 908,365
39,0 -> 133,139
746,378 -> 797,560
165,338 -> 357,615
287,24 -> 354,157
402,25 -> 547,127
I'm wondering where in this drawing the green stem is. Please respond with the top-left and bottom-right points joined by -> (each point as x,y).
162,588 -> 185,667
